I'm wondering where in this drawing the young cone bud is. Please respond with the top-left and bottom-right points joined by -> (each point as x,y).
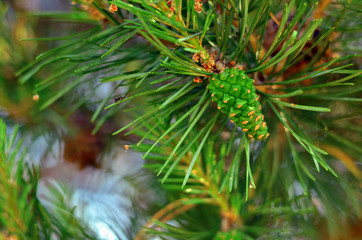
208,68 -> 269,140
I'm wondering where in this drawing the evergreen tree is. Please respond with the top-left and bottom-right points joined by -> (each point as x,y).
1,0 -> 361,239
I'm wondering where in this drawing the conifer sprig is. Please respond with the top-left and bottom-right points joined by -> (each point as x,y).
12,0 -> 362,238
16,0 -> 360,192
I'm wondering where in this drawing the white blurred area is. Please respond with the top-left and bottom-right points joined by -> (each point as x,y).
35,139 -> 159,239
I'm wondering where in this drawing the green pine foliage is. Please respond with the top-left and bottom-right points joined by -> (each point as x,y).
1,0 -> 361,239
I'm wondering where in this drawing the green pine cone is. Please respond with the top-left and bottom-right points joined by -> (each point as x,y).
207,68 -> 269,140
213,229 -> 243,240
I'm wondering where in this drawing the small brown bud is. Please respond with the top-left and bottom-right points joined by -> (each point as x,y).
193,76 -> 203,83
109,4 -> 118,13
192,53 -> 200,62
33,94 -> 39,102
195,0 -> 202,13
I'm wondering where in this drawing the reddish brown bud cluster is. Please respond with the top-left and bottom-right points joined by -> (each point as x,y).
193,49 -> 227,74
192,53 -> 200,62
109,4 -> 118,13
202,54 -> 215,70
193,76 -> 203,83
166,1 -> 174,17
195,0 -> 203,13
